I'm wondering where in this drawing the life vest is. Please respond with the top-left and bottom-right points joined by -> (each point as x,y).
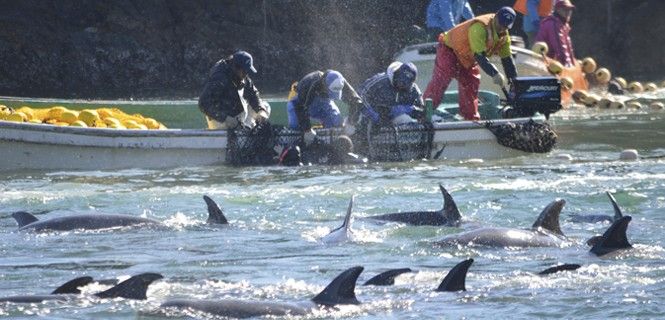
440,14 -> 510,69
513,0 -> 553,17
287,81 -> 298,101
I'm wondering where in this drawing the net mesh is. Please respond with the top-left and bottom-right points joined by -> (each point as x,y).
485,120 -> 557,153
356,123 -> 434,162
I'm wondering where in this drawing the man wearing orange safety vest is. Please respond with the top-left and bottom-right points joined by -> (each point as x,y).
514,0 -> 553,47
424,7 -> 518,121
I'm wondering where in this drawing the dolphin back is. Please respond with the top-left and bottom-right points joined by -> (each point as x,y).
606,191 -> 623,221
439,184 -> 461,226
203,196 -> 229,224
94,273 -> 163,300
590,216 -> 633,256
311,266 -> 363,306
538,264 -> 582,275
363,268 -> 412,286
531,199 -> 565,236
51,276 -> 95,294
342,196 -> 355,231
435,259 -> 474,292
12,211 -> 39,228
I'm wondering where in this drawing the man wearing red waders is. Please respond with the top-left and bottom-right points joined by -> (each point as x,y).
424,7 -> 518,120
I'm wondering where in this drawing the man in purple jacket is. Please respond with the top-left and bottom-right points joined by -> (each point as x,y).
534,0 -> 576,67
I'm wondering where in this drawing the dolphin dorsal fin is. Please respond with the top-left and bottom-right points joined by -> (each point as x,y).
439,184 -> 461,225
435,259 -> 474,292
342,196 -> 355,231
590,216 -> 633,256
203,196 -> 229,225
94,273 -> 163,300
51,276 -> 95,294
606,192 -> 623,221
363,268 -> 412,286
311,266 -> 363,306
538,264 -> 582,275
12,211 -> 39,228
531,199 -> 565,236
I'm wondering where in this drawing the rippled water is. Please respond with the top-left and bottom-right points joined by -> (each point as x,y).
1,109 -> 664,319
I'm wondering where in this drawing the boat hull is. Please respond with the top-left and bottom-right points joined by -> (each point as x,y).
0,117 -> 538,171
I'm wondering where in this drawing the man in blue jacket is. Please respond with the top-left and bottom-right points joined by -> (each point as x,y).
287,70 -> 363,144
353,61 -> 424,128
199,51 -> 270,130
426,0 -> 475,40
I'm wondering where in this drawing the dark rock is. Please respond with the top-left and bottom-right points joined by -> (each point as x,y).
0,0 -> 661,99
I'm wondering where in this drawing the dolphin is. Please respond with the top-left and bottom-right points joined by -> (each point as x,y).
435,259 -> 474,292
320,196 -> 355,244
367,184 -> 462,226
11,195 -> 228,232
433,199 -> 567,248
363,268 -> 413,286
538,263 -> 582,275
160,266 -> 364,318
363,259 -> 472,291
570,191 -> 623,223
589,216 -> 633,256
0,273 -> 162,303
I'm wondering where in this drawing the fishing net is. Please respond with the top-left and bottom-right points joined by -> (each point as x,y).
485,120 -> 557,153
355,122 -> 434,162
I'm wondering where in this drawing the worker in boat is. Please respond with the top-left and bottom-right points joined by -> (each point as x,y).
286,70 -> 363,145
534,0 -> 576,67
198,50 -> 271,130
423,7 -> 518,121
513,0 -> 554,47
354,61 -> 424,128
425,0 -> 474,41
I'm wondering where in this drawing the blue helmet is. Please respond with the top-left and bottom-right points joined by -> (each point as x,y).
496,6 -> 516,29
325,71 -> 345,100
387,61 -> 417,91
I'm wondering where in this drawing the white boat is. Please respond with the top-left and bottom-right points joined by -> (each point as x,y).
0,116 -> 546,171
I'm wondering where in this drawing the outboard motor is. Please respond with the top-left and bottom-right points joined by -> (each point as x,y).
501,76 -> 562,119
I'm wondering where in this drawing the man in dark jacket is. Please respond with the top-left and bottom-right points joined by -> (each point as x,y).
286,70 -> 363,144
355,61 -> 424,128
199,51 -> 270,129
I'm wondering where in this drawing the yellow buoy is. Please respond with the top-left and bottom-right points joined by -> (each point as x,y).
143,118 -> 160,129
560,76 -> 574,91
53,122 -> 69,126
572,90 -> 588,104
104,117 -> 122,127
532,42 -> 549,55
649,102 -> 664,110
626,101 -> 642,109
70,120 -> 88,127
16,107 -> 35,120
6,112 -> 27,122
547,60 -> 563,75
598,98 -> 612,109
107,122 -> 126,129
582,57 -> 597,73
78,109 -> 101,127
583,94 -> 599,107
60,110 -> 80,124
47,106 -> 68,120
594,68 -> 611,84
628,81 -> 643,94
609,101 -> 625,109
613,77 -> 627,88
644,82 -> 658,92
122,119 -> 141,129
